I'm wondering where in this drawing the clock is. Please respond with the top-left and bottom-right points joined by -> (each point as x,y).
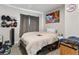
66,4 -> 76,12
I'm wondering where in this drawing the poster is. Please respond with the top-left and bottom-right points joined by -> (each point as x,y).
46,10 -> 60,23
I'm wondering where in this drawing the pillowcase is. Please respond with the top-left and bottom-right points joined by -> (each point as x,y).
47,28 -> 56,33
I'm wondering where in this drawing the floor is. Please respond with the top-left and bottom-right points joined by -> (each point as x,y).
10,44 -> 60,55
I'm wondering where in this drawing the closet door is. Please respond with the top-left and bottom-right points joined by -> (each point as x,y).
29,16 -> 39,32
20,14 -> 29,37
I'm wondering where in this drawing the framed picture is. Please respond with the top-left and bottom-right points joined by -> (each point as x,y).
46,10 -> 60,23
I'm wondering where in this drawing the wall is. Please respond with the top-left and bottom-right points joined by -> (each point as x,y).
65,4 -> 79,38
45,4 -> 79,38
0,5 -> 44,44
45,5 -> 65,35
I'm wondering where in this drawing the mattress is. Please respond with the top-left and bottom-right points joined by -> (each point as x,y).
21,32 -> 58,55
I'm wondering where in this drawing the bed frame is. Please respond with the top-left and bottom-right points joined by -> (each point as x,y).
19,40 -> 59,55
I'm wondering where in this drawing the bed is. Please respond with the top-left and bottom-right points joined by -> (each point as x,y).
20,32 -> 59,55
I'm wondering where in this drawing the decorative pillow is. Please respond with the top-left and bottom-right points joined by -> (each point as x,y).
47,28 -> 56,33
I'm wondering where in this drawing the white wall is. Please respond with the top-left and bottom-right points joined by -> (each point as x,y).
45,5 -> 65,35
65,4 -> 79,38
45,4 -> 79,38
0,5 -> 44,44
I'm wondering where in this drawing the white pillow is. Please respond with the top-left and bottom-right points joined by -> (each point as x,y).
47,28 -> 56,33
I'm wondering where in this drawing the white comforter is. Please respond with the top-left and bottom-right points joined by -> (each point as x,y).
21,32 -> 58,55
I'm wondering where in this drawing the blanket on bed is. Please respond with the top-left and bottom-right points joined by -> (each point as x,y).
21,32 -> 58,55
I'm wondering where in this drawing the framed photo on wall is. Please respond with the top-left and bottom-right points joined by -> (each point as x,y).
46,10 -> 60,23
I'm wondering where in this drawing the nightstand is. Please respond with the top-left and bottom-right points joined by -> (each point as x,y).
60,39 -> 79,55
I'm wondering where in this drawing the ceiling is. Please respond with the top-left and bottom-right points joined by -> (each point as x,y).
10,4 -> 64,13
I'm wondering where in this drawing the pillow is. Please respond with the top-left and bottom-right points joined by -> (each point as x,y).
47,28 -> 56,33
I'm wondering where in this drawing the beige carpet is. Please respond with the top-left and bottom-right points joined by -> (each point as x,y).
10,44 -> 60,55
